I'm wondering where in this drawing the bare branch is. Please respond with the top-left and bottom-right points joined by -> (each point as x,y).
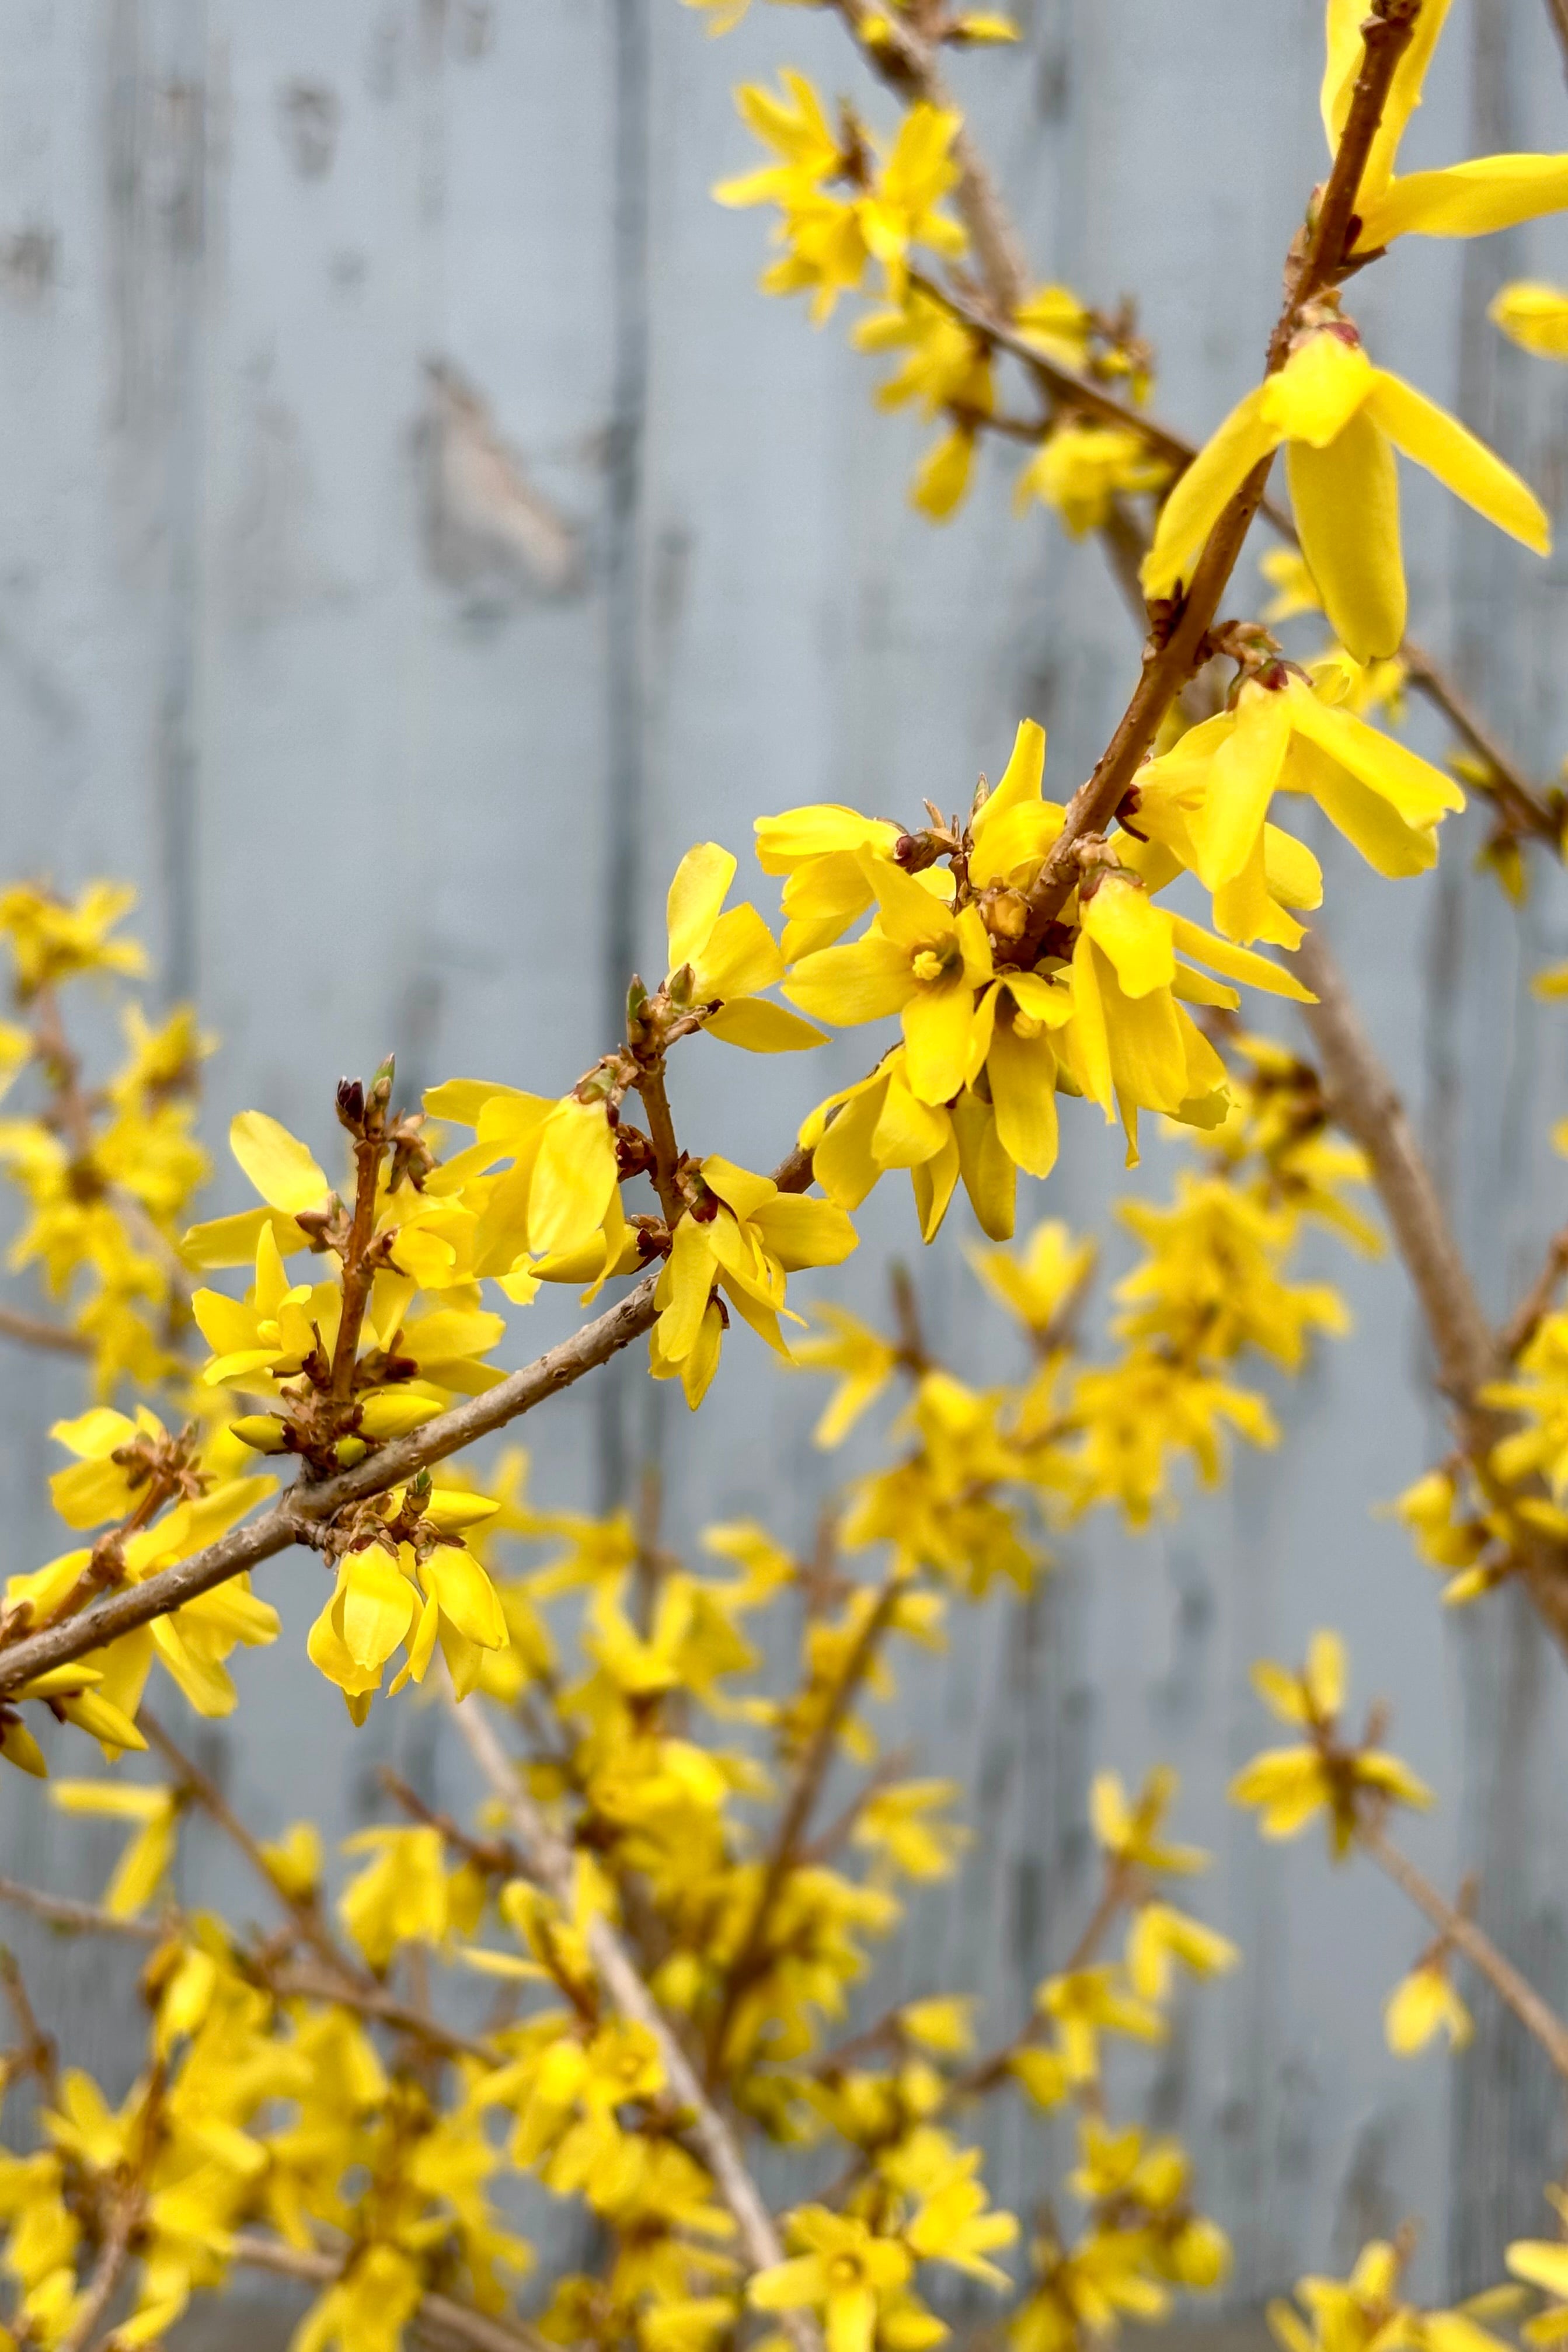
447,1691 -> 822,2352
58,2187 -> 141,2352
1295,927 -> 1568,1652
1359,1817 -> 1568,2079
707,1576 -> 904,2079
0,1875 -> 160,1943
229,2232 -> 551,2352
0,1303 -> 92,1356
0,1269 -> 664,1698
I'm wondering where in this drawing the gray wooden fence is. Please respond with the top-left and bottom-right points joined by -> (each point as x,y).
5,0 -> 1568,2337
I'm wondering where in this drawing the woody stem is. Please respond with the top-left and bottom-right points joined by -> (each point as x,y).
1357,1817 -> 1568,2079
706,1576 -> 904,2083
329,1131 -> 385,1403
635,1061 -> 687,1230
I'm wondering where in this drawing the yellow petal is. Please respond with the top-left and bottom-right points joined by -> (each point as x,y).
1262,330 -> 1375,447
1362,156 -> 1568,249
1079,875 -> 1175,998
422,1546 -> 508,1649
1492,281 -> 1568,361
1287,407 -> 1406,660
694,901 -> 784,1000
1142,385 -> 1276,600
529,1099 -> 618,1257
1167,914 -> 1313,1002
1188,686 -> 1292,889
972,719 -> 1046,842
985,1018 -> 1060,1179
667,842 -> 736,973
903,978 -> 978,1103
785,935 -> 914,1023
703,998 -> 827,1052
952,1089 -> 1015,1241
229,1110 -> 329,1215
339,1554 -> 417,1672
1367,371 -> 1550,554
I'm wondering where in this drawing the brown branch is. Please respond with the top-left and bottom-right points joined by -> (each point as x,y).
635,1062 -> 687,1231
264,1962 -> 495,2066
1499,1226 -> 1568,1363
58,2187 -> 141,2352
0,1866 -> 492,2064
0,1267 -> 664,1698
907,270 -> 1197,474
140,1710 -> 347,1970
0,1875 -> 160,1943
1016,0 -> 1421,938
706,1576 -> 904,2081
228,2232 -> 551,2352
0,1107 -> 840,1697
1358,1817 -> 1568,2078
330,1118 -> 388,1405
1294,927 -> 1568,1653
1399,642 -> 1560,844
0,1943 -> 60,2104
827,0 -> 1026,311
0,1302 -> 92,1356
448,1691 -> 822,2352
950,1861 -> 1131,2100
1545,0 -> 1568,90
378,1767 -> 521,1879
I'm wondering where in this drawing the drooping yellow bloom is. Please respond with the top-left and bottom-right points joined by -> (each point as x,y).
1384,1956 -> 1472,2055
1015,420 -> 1170,537
1138,670 -> 1465,941
648,1156 -> 857,1407
786,860 -> 994,1104
967,1220 -> 1096,1340
1144,323 -> 1549,660
0,881 -> 147,998
1493,283 -> 1568,361
50,1779 -> 179,1918
1270,2240 -> 1509,2352
664,842 -> 824,1052
716,79 -> 965,320
754,803 -> 905,961
750,2208 -> 914,2352
1323,0 -> 1568,250
1230,1631 -> 1432,1853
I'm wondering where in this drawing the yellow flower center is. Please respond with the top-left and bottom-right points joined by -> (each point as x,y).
911,947 -> 950,985
1012,1011 -> 1043,1041
827,2256 -> 865,2290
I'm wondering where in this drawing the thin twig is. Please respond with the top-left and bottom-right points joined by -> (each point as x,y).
1499,1227 -> 1568,1362
950,1862 -> 1131,2100
705,1576 -> 904,2081
0,1875 -> 161,1943
1015,0 -> 1421,940
1545,0 -> 1568,90
635,1061 -> 687,1231
141,1709 -> 346,1967
0,1944 -> 60,2103
447,1691 -> 822,2352
379,1767 -> 521,1878
828,0 -> 1026,310
57,2189 -> 141,2352
0,1267 -> 663,1696
264,1961 -> 496,2067
0,1303 -> 92,1355
1294,928 -> 1568,1652
228,2232 -> 551,2352
0,1104 -> 831,1696
1358,1817 -> 1568,2078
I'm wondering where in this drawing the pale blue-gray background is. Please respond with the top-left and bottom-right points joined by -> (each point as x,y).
3,0 -> 1568,2333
